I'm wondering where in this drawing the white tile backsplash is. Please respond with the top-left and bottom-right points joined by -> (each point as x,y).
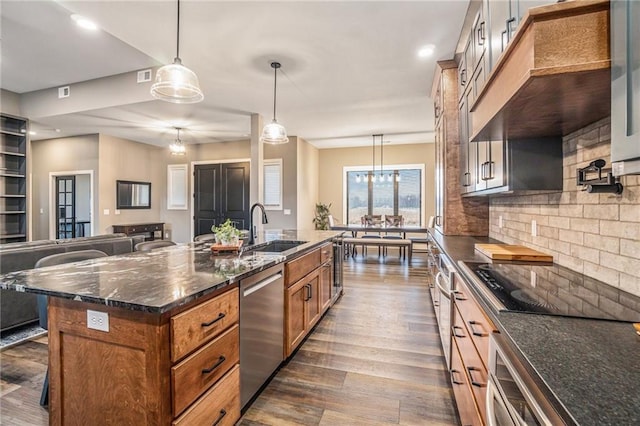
490,118 -> 640,297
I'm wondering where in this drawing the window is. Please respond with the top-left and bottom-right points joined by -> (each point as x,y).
167,164 -> 188,210
263,159 -> 282,210
345,166 -> 423,225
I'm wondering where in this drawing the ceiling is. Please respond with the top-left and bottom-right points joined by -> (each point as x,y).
1,1 -> 470,149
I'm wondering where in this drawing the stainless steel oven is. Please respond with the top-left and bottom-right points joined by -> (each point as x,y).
487,334 -> 561,426
433,253 -> 455,368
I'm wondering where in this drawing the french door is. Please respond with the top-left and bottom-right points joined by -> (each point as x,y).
193,162 -> 250,238
56,175 -> 76,239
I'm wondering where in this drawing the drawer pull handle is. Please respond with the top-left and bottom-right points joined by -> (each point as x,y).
201,313 -> 226,327
202,356 -> 226,375
467,366 -> 486,387
453,291 -> 467,301
468,320 -> 488,337
212,409 -> 227,426
450,369 -> 464,385
452,325 -> 466,338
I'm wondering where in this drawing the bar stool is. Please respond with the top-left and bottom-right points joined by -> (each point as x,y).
134,240 -> 177,252
35,249 -> 109,407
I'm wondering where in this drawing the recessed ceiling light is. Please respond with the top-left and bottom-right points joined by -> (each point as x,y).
71,14 -> 98,31
417,44 -> 436,59
55,128 -> 61,133
29,130 -> 37,136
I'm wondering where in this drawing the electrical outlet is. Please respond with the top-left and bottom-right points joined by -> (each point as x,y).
115,209 -> 121,215
87,310 -> 109,332
284,209 -> 291,215
531,220 -> 537,236
103,209 -> 109,215
499,215 -> 503,228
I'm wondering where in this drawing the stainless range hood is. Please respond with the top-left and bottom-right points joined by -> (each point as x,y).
611,0 -> 640,176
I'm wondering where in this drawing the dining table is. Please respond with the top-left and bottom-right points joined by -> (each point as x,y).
330,224 -> 430,238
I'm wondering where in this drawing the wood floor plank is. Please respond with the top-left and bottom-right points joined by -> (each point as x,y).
300,339 -> 445,370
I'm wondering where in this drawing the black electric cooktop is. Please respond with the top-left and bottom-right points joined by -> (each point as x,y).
460,261 -> 640,323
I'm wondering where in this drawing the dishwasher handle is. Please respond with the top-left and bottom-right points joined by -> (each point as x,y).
243,273 -> 283,297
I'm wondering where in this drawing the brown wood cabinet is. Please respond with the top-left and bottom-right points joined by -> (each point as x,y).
450,339 -> 482,426
284,243 -> 332,357
48,286 -> 240,425
319,242 -> 333,313
471,0 -> 610,141
451,277 -> 498,426
431,60 -> 488,236
285,268 -> 321,357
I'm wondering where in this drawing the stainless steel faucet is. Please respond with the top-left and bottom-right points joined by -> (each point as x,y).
248,203 -> 268,245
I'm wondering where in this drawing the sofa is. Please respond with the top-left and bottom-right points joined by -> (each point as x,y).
0,234 -> 145,332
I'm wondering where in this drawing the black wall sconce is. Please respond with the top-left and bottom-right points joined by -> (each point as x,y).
576,159 -> 624,194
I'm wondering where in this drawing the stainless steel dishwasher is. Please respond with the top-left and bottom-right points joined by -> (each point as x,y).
239,263 -> 284,408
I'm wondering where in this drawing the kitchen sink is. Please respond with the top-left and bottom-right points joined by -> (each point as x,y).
247,240 -> 307,253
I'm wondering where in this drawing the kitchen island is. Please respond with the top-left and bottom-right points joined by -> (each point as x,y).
0,229 -> 342,425
427,230 -> 640,426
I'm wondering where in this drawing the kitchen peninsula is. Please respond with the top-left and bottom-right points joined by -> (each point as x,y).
0,230 -> 342,425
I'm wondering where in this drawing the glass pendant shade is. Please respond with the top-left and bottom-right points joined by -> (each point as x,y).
170,139 -> 186,155
170,128 -> 186,155
150,0 -> 203,104
261,62 -> 289,144
151,58 -> 203,104
260,119 -> 289,144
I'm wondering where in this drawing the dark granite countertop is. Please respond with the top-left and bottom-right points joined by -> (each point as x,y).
427,229 -> 640,426
0,230 -> 342,314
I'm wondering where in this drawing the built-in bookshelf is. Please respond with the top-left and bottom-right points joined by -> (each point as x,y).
1,113 -> 28,243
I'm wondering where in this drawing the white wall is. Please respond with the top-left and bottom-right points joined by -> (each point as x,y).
30,135 -> 99,240
297,137 -> 319,230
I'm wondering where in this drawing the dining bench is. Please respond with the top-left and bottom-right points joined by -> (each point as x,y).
343,237 -> 412,260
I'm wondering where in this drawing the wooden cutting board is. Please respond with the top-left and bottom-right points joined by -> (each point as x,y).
474,244 -> 553,262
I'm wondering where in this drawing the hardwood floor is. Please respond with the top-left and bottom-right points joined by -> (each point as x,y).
0,254 -> 458,425
240,255 -> 458,425
0,336 -> 49,425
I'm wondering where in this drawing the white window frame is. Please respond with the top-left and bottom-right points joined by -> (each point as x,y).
167,164 -> 189,210
342,163 -> 426,225
263,158 -> 283,211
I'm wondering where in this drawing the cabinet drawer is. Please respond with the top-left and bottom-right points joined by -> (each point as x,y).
452,307 -> 488,424
172,324 -> 239,416
173,365 -> 240,426
285,248 -> 321,286
450,339 -> 481,426
171,288 -> 239,362
319,242 -> 333,264
453,278 -> 495,368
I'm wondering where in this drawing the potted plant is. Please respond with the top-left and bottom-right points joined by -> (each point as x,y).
211,219 -> 243,246
312,202 -> 332,230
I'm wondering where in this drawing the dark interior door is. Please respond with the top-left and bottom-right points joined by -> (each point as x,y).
194,162 -> 250,237
56,176 -> 76,239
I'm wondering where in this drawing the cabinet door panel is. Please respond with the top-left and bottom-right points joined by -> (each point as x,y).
488,0 -> 512,70
485,139 -> 505,190
320,262 -> 332,313
285,279 -> 307,357
307,273 -> 322,329
517,0 -> 552,22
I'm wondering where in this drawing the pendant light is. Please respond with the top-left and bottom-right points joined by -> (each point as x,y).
151,0 -> 203,104
260,62 -> 289,144
370,134 -> 377,183
380,134 -> 388,182
170,127 -> 186,155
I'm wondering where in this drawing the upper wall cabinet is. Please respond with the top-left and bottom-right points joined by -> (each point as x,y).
611,0 -> 640,176
0,113 -> 28,243
471,0 -> 610,142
